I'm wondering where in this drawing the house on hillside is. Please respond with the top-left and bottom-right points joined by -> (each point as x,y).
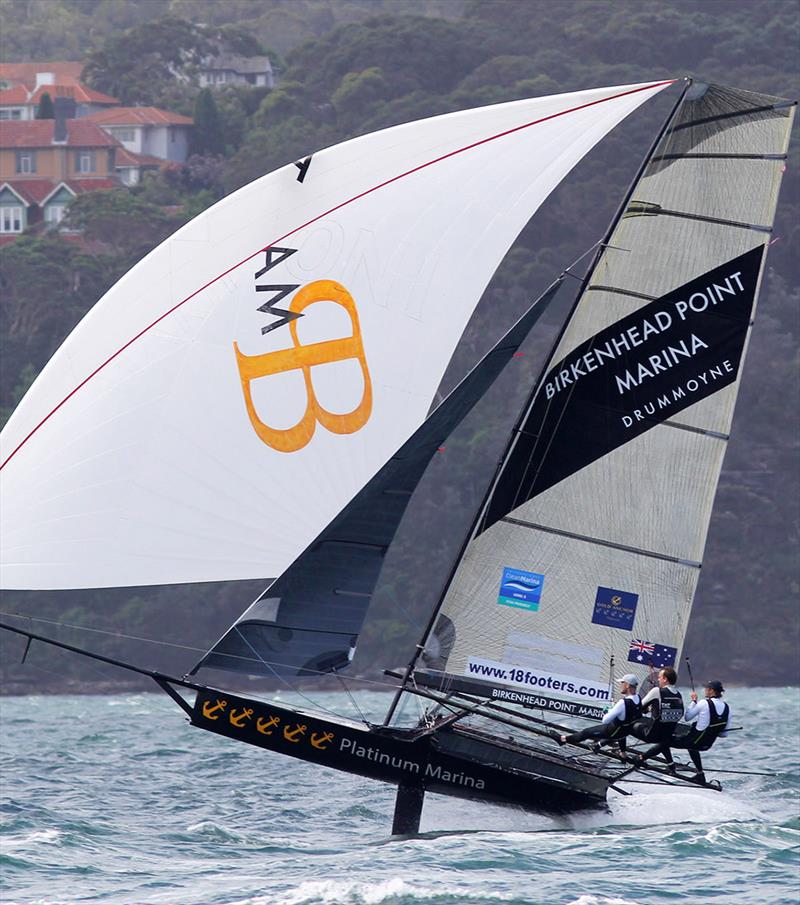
0,63 -> 119,120
199,54 -> 274,89
114,147 -> 165,186
0,101 -> 121,237
0,60 -> 84,87
86,107 -> 193,163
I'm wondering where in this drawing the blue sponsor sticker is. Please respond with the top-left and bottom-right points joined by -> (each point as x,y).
498,567 -> 544,611
592,586 -> 638,629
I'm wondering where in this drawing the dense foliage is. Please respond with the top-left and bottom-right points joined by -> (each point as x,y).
0,0 -> 797,691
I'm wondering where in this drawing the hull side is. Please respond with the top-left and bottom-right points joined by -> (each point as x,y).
192,689 -> 607,813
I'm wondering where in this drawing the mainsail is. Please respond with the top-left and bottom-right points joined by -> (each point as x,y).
0,81 -> 671,591
414,83 -> 795,719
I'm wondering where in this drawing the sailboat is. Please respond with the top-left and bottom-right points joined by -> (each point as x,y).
0,77 -> 794,834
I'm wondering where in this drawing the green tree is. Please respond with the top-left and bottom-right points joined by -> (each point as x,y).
62,190 -> 177,258
36,92 -> 55,119
331,67 -> 389,119
190,88 -> 225,156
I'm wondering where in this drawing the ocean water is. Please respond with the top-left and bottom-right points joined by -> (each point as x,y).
1,686 -> 798,905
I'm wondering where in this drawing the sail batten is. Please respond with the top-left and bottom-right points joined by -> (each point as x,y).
500,517 -> 704,568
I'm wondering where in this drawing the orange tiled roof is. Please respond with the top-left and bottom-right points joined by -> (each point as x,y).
0,85 -> 29,105
29,83 -> 119,106
67,177 -> 120,193
1,179 -> 53,204
86,106 -> 193,126
0,61 -> 84,89
115,147 -> 165,168
2,176 -> 121,206
0,119 -> 120,148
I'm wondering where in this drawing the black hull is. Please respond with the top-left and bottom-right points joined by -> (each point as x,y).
192,689 -> 608,814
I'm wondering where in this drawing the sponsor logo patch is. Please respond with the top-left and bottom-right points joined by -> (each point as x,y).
497,567 -> 544,611
592,586 -> 638,630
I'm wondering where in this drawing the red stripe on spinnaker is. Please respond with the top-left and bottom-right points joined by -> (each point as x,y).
0,79 -> 675,471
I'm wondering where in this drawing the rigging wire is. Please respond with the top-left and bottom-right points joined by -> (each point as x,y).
333,669 -> 371,726
231,625 -> 371,726
0,610 -> 403,696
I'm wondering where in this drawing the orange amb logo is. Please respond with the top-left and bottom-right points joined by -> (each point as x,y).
234,279 -> 372,453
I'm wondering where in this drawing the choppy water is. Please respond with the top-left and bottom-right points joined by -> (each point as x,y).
1,687 -> 798,904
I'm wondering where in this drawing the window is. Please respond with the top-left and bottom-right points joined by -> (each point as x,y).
44,204 -> 67,224
0,206 -> 23,233
75,150 -> 96,173
0,108 -> 23,120
111,127 -> 135,142
15,151 -> 36,174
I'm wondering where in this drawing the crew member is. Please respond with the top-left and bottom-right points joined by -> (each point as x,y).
556,674 -> 641,758
669,680 -> 732,784
632,666 -> 684,772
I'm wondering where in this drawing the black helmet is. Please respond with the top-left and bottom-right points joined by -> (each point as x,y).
705,680 -> 724,694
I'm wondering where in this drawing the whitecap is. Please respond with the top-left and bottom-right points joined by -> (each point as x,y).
1,828 -> 61,850
230,877 -> 516,904
566,897 -> 642,905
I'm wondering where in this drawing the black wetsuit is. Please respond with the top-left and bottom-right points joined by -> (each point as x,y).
565,695 -> 642,753
632,685 -> 685,765
670,698 -> 730,776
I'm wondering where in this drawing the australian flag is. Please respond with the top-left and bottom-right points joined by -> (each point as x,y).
628,639 -> 677,668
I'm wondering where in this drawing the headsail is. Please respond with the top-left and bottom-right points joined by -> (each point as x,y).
0,81 -> 672,590
414,83 -> 796,719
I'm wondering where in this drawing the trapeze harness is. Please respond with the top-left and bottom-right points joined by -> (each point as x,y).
691,699 -> 730,751
639,687 -> 684,742
674,698 -> 730,751
606,696 -> 642,738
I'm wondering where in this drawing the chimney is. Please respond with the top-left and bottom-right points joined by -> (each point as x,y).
53,96 -> 76,143
35,71 -> 55,89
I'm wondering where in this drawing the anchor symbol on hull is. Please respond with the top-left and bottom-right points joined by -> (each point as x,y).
202,699 -> 227,720
229,707 -> 254,728
283,724 -> 307,742
257,715 -> 280,735
310,731 -> 334,750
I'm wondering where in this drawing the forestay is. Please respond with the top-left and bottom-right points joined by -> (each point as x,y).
0,81 -> 671,590
417,83 -> 795,719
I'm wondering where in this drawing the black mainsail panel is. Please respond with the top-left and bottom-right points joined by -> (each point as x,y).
415,84 -> 795,719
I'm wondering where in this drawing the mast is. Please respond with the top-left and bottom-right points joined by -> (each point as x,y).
384,78 -> 692,725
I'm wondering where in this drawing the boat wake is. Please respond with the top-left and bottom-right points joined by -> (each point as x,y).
417,780 -> 761,835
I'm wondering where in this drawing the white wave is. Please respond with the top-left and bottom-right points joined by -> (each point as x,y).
417,781 -> 761,835
1,828 -> 61,850
567,897 -> 642,905
600,783 -> 762,827
234,877 -> 515,904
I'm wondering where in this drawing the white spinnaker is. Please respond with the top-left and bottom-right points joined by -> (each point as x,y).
0,81 -> 672,589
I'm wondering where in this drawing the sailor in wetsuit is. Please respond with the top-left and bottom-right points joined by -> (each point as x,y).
669,680 -> 732,784
631,666 -> 684,772
556,674 -> 641,758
